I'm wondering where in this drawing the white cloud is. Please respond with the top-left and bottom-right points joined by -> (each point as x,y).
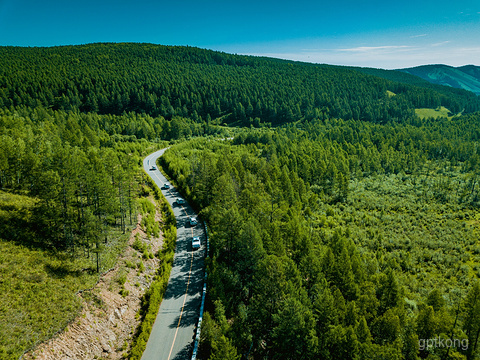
410,34 -> 428,38
431,41 -> 451,47
300,48 -> 334,52
338,45 -> 412,53
457,46 -> 480,54
237,36 -> 480,69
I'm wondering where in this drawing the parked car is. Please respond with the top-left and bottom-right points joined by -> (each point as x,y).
176,197 -> 185,205
150,166 -> 157,171
163,183 -> 170,190
189,216 -> 198,226
192,236 -> 201,250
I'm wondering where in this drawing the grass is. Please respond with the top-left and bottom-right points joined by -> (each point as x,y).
0,190 -> 130,359
415,106 -> 458,119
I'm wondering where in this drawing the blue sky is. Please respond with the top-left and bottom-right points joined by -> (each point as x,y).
0,0 -> 479,69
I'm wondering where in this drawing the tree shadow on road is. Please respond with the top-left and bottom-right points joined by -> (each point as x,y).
162,259 -> 194,300
162,243 -> 205,301
172,343 -> 193,360
167,289 -> 202,330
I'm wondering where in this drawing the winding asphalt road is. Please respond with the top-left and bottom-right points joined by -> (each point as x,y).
141,149 -> 205,360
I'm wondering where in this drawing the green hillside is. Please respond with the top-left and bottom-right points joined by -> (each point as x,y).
1,43 -> 479,126
0,190 -> 131,359
0,106 -> 168,358
355,65 -> 480,110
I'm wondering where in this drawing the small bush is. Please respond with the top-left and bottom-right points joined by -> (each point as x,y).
133,239 -> 147,253
117,273 -> 127,286
125,260 -> 136,269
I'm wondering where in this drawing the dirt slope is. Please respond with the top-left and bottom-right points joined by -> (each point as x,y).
25,200 -> 163,360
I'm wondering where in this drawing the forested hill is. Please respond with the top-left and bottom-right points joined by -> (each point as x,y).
398,64 -> 480,96
1,43 -> 479,126
353,66 -> 480,101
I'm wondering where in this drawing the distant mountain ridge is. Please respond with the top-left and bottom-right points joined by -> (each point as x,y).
398,65 -> 480,96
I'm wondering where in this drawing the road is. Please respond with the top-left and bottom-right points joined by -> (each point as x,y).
141,149 -> 205,360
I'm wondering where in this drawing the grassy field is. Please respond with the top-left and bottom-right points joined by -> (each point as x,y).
415,106 -> 457,119
0,191 -> 131,359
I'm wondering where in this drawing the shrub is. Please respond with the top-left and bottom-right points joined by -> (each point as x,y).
117,273 -> 127,286
133,239 -> 147,253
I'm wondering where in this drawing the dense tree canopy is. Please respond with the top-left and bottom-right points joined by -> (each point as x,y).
161,112 -> 480,359
0,106 -> 167,253
1,43 -> 479,127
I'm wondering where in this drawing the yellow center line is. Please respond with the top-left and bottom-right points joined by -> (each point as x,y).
149,158 -> 196,360
151,171 -> 165,187
167,228 -> 194,360
151,167 -> 175,198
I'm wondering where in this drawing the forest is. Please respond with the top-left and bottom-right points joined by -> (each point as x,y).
1,43 -> 480,126
2,43 -> 480,359
160,115 -> 480,360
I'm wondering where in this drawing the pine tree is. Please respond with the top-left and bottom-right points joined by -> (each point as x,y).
209,335 -> 240,360
463,282 -> 480,360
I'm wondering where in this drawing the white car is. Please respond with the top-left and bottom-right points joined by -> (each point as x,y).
192,236 -> 201,250
176,197 -> 185,205
189,216 -> 198,226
